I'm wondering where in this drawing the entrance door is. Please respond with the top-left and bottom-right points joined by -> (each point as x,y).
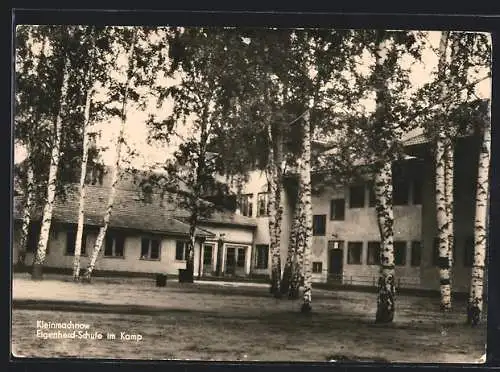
225,247 -> 236,275
328,241 -> 344,282
202,244 -> 213,275
235,247 -> 246,276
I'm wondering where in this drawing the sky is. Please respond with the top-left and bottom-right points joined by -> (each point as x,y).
14,29 -> 492,169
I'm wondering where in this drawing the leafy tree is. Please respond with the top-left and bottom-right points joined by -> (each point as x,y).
147,27 -> 250,282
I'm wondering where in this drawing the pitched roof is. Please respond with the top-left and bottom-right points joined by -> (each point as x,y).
13,184 -> 256,236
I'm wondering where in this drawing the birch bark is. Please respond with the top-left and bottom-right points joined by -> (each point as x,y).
300,109 -> 313,313
435,31 -> 453,311
374,161 -> 396,323
73,82 -> 94,280
32,36 -> 72,280
17,158 -> 34,268
83,31 -> 137,281
467,102 -> 491,325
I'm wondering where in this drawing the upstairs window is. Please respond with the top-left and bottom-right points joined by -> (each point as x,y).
104,233 -> 125,257
238,194 -> 253,217
313,215 -> 327,236
66,230 -> 87,256
393,179 -> 410,206
141,237 -> 161,260
412,179 -> 423,205
330,199 -> 345,220
367,241 -> 381,265
256,193 -> 268,217
349,185 -> 365,208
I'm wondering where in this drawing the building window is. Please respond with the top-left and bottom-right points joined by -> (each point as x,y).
312,262 -> 323,273
393,179 -> 410,206
141,237 -> 161,260
256,193 -> 268,217
66,230 -> 87,256
367,241 -> 381,265
368,182 -> 376,207
394,241 -> 407,266
349,185 -> 365,208
238,194 -> 253,217
347,242 -> 363,265
104,233 -> 125,257
330,199 -> 345,220
255,244 -> 269,269
313,215 -> 327,236
411,241 -> 421,267
175,240 -> 187,261
412,179 -> 423,205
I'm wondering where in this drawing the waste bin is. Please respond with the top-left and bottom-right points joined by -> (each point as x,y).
156,273 -> 167,287
178,269 -> 194,283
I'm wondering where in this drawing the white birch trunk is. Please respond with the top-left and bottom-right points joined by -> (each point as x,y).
300,110 -> 313,313
267,123 -> 282,297
281,195 -> 300,297
467,102 -> 491,325
372,32 -> 396,323
289,170 -> 304,299
17,158 -> 35,268
435,31 -> 453,311
72,83 -> 94,281
83,32 -> 137,281
444,139 -> 455,271
32,49 -> 72,280
374,161 -> 396,323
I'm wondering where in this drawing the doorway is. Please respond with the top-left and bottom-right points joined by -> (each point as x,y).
202,244 -> 214,275
328,240 -> 344,282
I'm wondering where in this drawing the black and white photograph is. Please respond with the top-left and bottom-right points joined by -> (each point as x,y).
11,24 -> 491,363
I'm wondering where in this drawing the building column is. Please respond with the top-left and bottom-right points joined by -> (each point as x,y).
221,243 -> 227,275
245,245 -> 252,276
199,243 -> 204,278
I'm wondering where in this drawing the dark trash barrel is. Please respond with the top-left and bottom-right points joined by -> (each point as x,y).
178,269 -> 194,283
156,274 -> 167,287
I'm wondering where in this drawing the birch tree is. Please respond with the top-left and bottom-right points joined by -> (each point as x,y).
31,27 -> 73,280
299,109 -> 313,313
83,28 -> 138,281
467,99 -> 491,326
433,31 -> 454,310
72,31 -> 97,280
413,31 -> 491,311
14,26 -> 50,268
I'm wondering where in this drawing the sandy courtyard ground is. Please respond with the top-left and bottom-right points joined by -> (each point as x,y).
11,274 -> 487,363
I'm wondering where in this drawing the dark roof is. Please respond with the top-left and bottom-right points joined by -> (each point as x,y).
173,208 -> 259,228
13,185 -> 256,236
